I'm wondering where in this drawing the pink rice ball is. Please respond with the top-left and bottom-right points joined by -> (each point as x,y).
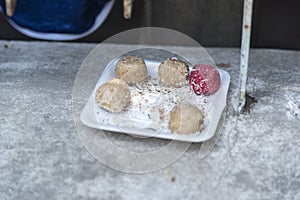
189,64 -> 221,95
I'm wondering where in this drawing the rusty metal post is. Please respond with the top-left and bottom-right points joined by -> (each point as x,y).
238,0 -> 254,113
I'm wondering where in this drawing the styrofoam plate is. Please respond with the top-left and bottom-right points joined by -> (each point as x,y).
80,48 -> 230,142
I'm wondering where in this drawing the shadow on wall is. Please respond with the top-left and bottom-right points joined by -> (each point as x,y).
0,0 -> 299,50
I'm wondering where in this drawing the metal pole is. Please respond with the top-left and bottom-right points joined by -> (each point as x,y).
238,0 -> 254,113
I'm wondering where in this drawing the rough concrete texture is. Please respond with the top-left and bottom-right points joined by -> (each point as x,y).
0,41 -> 300,200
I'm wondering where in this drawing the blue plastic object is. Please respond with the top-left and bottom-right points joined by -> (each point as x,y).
0,0 -> 110,33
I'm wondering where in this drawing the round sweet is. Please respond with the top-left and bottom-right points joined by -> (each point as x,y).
95,78 -> 131,112
168,104 -> 204,134
189,64 -> 221,95
158,58 -> 189,87
115,55 -> 148,84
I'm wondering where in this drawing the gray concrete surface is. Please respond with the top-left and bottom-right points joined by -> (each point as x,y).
0,41 -> 299,200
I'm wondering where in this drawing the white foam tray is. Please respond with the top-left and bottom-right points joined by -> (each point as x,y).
80,48 -> 230,142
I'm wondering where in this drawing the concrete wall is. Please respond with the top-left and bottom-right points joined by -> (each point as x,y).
0,0 -> 299,49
